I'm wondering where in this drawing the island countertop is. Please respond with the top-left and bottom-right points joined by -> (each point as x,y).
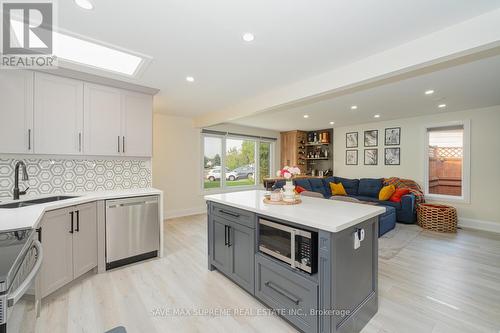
205,190 -> 385,233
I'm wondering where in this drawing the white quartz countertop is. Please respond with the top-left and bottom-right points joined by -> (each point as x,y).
205,190 -> 385,233
0,188 -> 163,232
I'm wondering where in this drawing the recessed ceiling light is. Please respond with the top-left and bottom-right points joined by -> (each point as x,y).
74,0 -> 94,10
186,76 -> 195,82
425,90 -> 434,95
351,105 -> 358,110
374,114 -> 381,118
329,121 -> 335,125
242,33 -> 255,42
438,104 -> 446,108
303,115 -> 309,119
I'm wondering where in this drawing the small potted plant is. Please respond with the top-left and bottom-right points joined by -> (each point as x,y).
276,166 -> 301,202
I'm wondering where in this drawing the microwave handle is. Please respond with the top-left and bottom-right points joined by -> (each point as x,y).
7,240 -> 43,307
290,230 -> 296,269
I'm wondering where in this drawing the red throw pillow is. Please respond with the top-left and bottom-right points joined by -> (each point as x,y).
295,186 -> 306,193
390,188 -> 410,202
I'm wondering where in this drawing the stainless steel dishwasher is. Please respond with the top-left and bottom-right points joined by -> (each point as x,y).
105,196 -> 159,270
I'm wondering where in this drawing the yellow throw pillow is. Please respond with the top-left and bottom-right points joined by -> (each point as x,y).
379,185 -> 396,201
330,182 -> 347,196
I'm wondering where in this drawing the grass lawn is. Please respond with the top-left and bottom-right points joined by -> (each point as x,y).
204,178 -> 255,189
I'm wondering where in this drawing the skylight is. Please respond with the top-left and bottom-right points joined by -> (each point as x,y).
53,32 -> 144,76
10,15 -> 145,76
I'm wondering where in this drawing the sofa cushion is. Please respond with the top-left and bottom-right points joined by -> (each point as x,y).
322,176 -> 336,196
358,178 -> 383,198
309,178 -> 328,197
350,195 -> 402,209
293,179 -> 313,191
333,177 -> 359,196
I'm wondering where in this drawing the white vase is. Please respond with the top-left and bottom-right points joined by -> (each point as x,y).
282,180 -> 296,202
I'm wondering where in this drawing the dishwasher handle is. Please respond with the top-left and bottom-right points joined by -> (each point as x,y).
107,200 -> 157,209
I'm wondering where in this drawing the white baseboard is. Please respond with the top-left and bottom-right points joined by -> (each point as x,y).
458,217 -> 500,234
164,206 -> 207,220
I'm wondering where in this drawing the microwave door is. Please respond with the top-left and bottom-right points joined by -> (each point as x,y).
259,219 -> 294,265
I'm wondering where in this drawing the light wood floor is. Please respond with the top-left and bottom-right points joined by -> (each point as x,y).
35,214 -> 500,333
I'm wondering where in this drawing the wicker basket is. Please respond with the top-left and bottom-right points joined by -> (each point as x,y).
417,203 -> 457,233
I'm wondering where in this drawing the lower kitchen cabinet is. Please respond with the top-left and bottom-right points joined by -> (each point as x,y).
40,202 -> 97,297
209,215 -> 255,294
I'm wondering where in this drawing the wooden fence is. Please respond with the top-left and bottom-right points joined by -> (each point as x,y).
428,146 -> 462,196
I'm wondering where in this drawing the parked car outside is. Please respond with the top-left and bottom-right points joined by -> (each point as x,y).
232,165 -> 254,179
206,168 -> 239,181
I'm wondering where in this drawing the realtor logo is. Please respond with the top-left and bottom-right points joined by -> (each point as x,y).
1,1 -> 56,68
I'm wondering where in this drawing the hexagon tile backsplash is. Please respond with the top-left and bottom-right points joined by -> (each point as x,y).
0,158 -> 152,199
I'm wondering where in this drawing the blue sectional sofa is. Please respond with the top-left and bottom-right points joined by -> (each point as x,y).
273,176 -> 416,225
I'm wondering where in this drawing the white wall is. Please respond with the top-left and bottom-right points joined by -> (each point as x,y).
153,114 -> 205,219
333,106 -> 500,229
152,115 -> 281,219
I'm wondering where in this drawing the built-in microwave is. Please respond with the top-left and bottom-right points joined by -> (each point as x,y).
258,218 -> 317,274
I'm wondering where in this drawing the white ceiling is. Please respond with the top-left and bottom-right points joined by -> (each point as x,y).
229,54 -> 500,131
57,0 -> 500,117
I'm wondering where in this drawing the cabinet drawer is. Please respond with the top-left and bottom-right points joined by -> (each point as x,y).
211,203 -> 255,229
255,254 -> 318,333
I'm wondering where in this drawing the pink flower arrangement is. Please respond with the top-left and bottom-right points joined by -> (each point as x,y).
276,166 -> 301,179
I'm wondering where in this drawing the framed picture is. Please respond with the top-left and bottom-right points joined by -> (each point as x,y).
385,127 -> 401,146
346,150 -> 358,165
385,147 -> 400,165
364,130 -> 378,147
364,149 -> 378,165
346,132 -> 358,148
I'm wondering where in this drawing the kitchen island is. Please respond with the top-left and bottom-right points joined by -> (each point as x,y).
205,190 -> 385,333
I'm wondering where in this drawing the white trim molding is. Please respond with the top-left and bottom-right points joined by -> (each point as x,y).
458,218 -> 500,234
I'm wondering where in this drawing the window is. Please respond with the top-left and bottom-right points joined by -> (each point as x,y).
202,132 -> 275,191
424,121 -> 470,202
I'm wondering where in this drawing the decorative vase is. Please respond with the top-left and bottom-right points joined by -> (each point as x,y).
282,180 -> 296,202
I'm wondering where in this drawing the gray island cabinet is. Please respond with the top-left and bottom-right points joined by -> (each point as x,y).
206,190 -> 385,333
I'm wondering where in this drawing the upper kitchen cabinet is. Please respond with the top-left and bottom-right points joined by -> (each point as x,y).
83,83 -> 122,156
121,92 -> 153,157
84,84 -> 153,157
34,73 -> 84,155
0,71 -> 34,154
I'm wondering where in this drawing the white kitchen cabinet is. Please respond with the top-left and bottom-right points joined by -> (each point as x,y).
83,83 -> 122,156
72,202 -> 98,279
0,71 -> 34,154
121,91 -> 153,157
34,73 -> 84,155
40,206 -> 74,298
40,202 -> 97,298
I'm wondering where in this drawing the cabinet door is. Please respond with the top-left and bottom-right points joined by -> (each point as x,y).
40,207 -> 74,298
210,217 -> 231,275
0,70 -> 33,153
229,222 -> 255,294
121,91 -> 153,157
34,73 -> 84,155
83,83 -> 122,156
73,202 -> 97,279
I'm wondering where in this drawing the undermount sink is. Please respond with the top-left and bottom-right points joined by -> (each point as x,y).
0,196 -> 78,209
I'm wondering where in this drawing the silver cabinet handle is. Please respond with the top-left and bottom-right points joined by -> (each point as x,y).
122,136 -> 125,154
8,240 -> 43,307
264,281 -> 300,305
28,129 -> 31,150
78,132 -> 82,152
117,136 -> 120,153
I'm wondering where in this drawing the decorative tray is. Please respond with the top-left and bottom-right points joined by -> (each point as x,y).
263,197 -> 302,205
